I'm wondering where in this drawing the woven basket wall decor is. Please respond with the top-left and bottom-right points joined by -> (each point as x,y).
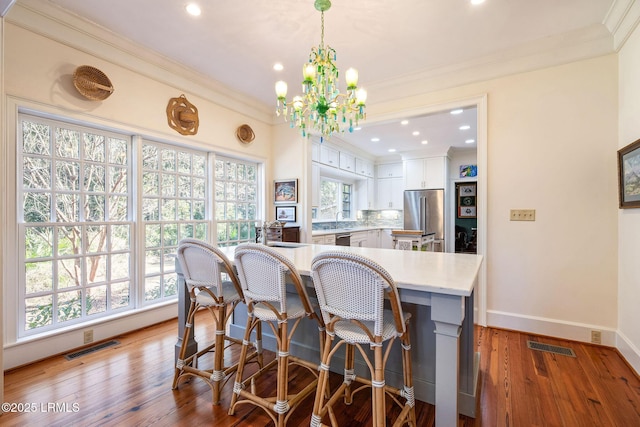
73,65 -> 114,101
166,94 -> 199,135
236,124 -> 255,144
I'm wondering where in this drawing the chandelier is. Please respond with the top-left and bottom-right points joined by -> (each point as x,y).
275,0 -> 367,140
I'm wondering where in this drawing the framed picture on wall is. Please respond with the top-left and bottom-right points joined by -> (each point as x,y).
460,164 -> 478,178
618,138 -> 640,208
459,206 -> 477,218
275,206 -> 296,222
274,179 -> 298,204
458,182 -> 477,218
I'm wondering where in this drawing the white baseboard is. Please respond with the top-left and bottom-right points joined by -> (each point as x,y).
617,330 -> 640,376
3,303 -> 177,370
486,310 -> 640,377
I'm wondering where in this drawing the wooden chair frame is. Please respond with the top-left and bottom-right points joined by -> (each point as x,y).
229,244 -> 325,427
310,252 -> 416,427
172,239 -> 262,405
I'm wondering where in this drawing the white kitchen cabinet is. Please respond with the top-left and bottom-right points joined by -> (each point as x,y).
356,178 -> 375,210
379,229 -> 395,249
339,151 -> 356,173
311,142 -> 320,162
312,234 -> 336,245
366,229 -> 380,248
376,162 -> 403,179
376,177 -> 403,210
311,162 -> 320,207
404,156 -> 447,189
319,145 -> 339,168
350,231 -> 368,247
355,157 -> 374,178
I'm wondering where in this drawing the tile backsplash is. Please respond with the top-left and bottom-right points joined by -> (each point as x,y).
312,209 -> 402,230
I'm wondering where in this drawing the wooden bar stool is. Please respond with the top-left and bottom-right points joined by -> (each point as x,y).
310,251 -> 416,427
172,239 -> 262,405
229,243 -> 325,427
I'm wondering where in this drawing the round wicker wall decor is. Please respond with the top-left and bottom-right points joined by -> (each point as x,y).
236,124 -> 255,144
166,94 -> 199,136
73,65 -> 114,101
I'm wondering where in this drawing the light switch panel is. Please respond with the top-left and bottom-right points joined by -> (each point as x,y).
510,209 -> 535,221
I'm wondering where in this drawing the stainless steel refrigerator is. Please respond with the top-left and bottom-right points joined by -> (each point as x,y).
403,189 -> 445,251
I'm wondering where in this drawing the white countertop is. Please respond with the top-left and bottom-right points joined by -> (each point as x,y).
219,243 -> 483,297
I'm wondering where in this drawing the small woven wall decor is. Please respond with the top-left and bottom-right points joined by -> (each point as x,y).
236,124 -> 255,144
73,65 -> 114,101
166,94 -> 199,135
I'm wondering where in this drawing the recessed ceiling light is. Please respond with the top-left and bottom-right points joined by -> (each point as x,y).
459,125 -> 470,130
186,3 -> 201,16
371,137 -> 380,142
471,0 -> 485,5
412,131 -> 420,136
273,63 -> 284,71
450,109 -> 463,115
421,140 -> 428,145
388,148 -> 397,153
465,139 -> 475,144
401,120 -> 409,125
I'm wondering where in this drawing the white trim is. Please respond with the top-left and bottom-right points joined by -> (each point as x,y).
604,0 -> 640,51
617,329 -> 640,376
486,310 -> 618,347
4,302 -> 177,370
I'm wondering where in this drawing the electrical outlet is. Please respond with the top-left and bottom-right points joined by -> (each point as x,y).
591,330 -> 601,345
84,329 -> 94,344
510,209 -> 536,221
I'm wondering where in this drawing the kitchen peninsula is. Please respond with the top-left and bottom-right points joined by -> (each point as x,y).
176,243 -> 483,427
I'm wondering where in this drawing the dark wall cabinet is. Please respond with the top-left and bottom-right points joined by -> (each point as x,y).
256,225 -> 300,243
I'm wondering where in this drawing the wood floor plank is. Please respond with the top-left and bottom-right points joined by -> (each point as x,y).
3,313 -> 640,426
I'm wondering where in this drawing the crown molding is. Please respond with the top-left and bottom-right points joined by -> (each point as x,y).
369,23 -> 614,105
7,0 -> 274,124
604,0 -> 640,51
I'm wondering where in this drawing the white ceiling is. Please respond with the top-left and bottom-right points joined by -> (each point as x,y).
30,0 -> 616,157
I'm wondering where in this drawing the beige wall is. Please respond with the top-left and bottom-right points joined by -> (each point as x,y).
371,54 -> 619,343
618,23 -> 640,373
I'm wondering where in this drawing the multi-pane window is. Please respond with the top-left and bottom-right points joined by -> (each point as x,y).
215,157 -> 258,246
19,116 -> 132,335
319,178 -> 352,220
141,141 -> 208,303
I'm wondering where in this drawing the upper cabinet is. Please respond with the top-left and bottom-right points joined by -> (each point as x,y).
339,151 -> 355,173
404,156 -> 447,189
311,142 -> 320,162
355,157 -> 374,178
376,162 -> 403,179
319,144 -> 339,167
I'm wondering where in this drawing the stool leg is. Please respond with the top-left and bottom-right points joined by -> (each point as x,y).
401,325 -> 416,426
172,298 -> 197,389
372,344 -> 386,427
228,312 -> 256,414
276,320 -> 289,427
311,332 -> 333,426
343,343 -> 355,405
212,304 -> 226,405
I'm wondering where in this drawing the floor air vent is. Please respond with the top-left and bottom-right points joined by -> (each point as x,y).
527,340 -> 576,357
65,340 -> 120,360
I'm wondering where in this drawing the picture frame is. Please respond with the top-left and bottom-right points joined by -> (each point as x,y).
275,205 -> 296,222
274,179 -> 298,204
457,182 -> 477,218
618,138 -> 640,208
459,206 -> 477,218
459,184 -> 476,197
460,164 -> 478,178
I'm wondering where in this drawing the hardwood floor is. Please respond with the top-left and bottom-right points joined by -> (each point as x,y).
3,311 -> 640,426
